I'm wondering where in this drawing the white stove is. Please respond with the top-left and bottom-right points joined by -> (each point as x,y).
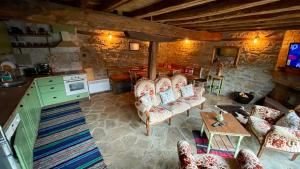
63,74 -> 88,96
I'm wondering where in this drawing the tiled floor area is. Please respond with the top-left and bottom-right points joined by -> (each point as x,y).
80,92 -> 300,169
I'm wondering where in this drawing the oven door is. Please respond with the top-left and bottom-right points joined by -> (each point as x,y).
64,80 -> 88,96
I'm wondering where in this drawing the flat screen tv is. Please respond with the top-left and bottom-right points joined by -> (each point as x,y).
286,43 -> 300,69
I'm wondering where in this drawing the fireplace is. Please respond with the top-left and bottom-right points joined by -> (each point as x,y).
268,70 -> 300,109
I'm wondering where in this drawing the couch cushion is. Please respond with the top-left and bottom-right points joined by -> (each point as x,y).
193,154 -> 229,169
159,88 -> 176,104
265,126 -> 300,153
181,84 -> 194,98
162,100 -> 190,115
147,106 -> 173,124
252,105 -> 282,124
249,116 -> 272,142
180,95 -> 206,107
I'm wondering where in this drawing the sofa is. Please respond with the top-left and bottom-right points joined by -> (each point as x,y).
248,105 -> 300,160
177,140 -> 264,169
134,74 -> 206,135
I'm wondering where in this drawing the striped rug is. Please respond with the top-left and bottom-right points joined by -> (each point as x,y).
33,102 -> 107,169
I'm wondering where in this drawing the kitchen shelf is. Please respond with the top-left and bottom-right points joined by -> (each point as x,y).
9,33 -> 51,37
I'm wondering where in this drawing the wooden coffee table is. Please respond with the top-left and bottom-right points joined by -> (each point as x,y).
200,112 -> 251,157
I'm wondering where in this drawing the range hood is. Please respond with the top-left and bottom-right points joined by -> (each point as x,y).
56,31 -> 78,48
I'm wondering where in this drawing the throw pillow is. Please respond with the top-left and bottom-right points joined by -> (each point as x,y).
159,88 -> 176,104
180,84 -> 194,98
139,93 -> 153,111
286,110 -> 300,130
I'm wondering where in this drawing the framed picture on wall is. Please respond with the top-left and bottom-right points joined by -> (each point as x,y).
129,42 -> 140,51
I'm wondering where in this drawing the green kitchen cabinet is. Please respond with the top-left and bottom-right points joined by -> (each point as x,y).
13,81 -> 41,169
14,121 -> 33,169
36,76 -> 89,107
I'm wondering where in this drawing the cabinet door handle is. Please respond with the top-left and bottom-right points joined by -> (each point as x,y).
20,105 -> 23,107
49,80 -> 53,82
77,95 -> 80,98
27,93 -> 30,96
50,87 -> 55,89
53,96 -> 57,99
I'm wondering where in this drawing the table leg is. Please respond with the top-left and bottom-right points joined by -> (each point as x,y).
209,78 -> 214,93
217,78 -> 223,96
234,136 -> 244,158
207,133 -> 214,154
200,122 -> 205,137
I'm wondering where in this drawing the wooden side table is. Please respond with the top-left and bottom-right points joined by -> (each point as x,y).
200,112 -> 251,157
209,75 -> 224,96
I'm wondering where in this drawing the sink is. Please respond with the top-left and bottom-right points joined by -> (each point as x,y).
0,78 -> 27,88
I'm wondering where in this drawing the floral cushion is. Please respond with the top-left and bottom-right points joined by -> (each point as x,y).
181,84 -> 195,98
251,105 -> 283,124
180,95 -> 206,107
139,93 -> 153,111
159,88 -> 176,104
162,100 -> 190,115
265,126 -> 300,153
249,116 -> 272,142
237,149 -> 263,169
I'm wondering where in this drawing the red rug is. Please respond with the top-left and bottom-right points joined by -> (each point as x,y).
192,130 -> 234,158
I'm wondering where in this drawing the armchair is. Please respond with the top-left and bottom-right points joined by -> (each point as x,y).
177,140 -> 263,169
248,105 -> 300,160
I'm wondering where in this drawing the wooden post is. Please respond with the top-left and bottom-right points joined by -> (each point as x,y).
148,41 -> 159,80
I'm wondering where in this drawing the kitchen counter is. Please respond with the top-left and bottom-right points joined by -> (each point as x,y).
0,71 -> 87,128
0,77 -> 34,128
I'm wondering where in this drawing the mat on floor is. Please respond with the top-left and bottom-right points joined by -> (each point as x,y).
33,102 -> 107,169
192,130 -> 234,158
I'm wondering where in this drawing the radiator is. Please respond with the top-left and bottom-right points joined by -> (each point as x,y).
88,79 -> 111,94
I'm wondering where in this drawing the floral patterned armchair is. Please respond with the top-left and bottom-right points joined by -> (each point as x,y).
177,140 -> 263,169
248,105 -> 300,160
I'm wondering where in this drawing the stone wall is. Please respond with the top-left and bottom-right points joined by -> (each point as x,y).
77,31 -> 149,79
158,31 -> 284,100
276,30 -> 300,69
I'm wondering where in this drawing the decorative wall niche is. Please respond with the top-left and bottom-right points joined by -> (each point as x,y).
212,46 -> 240,67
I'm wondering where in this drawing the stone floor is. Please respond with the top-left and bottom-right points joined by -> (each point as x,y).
80,92 -> 300,169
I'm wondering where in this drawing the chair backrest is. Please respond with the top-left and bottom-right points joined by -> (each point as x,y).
134,79 -> 155,99
171,74 -> 187,99
200,67 -> 211,79
155,77 -> 172,93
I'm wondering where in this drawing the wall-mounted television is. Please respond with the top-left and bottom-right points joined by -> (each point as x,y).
286,43 -> 300,69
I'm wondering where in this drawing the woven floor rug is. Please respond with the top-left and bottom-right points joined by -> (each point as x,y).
33,102 -> 107,169
192,130 -> 234,158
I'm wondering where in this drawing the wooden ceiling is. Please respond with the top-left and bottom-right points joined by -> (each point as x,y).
25,0 -> 300,32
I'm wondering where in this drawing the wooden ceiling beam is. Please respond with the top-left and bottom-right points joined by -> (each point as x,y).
194,22 -> 300,32
169,1 -> 300,26
97,0 -> 132,12
0,1 -> 222,41
127,0 -> 216,19
153,0 -> 279,22
195,19 -> 300,30
183,13 -> 300,28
